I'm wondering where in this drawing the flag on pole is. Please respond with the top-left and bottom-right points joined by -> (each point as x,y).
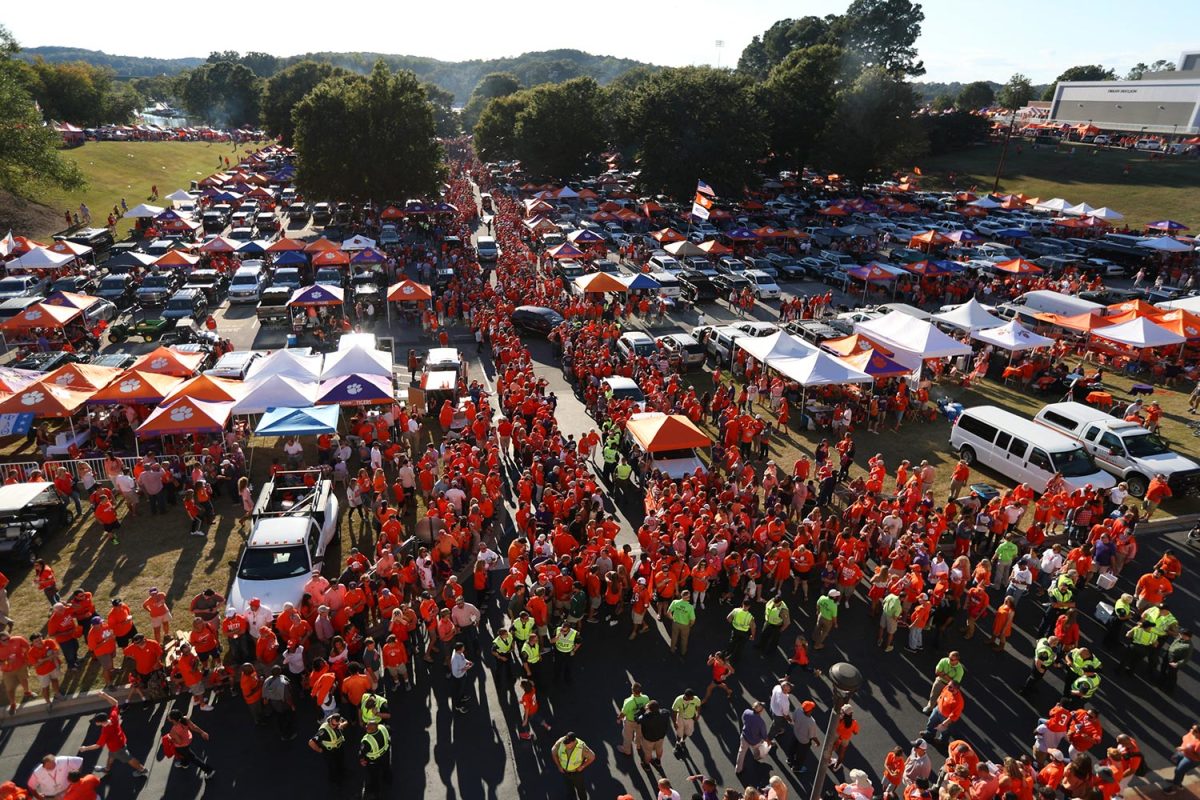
691,180 -> 716,220
0,231 -> 13,258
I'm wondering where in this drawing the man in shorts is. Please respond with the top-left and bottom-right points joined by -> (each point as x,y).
0,630 -> 31,714
25,633 -> 63,705
78,691 -> 149,777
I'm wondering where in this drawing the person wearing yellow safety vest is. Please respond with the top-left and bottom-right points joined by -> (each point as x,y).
758,593 -> 791,654
726,598 -> 756,663
306,712 -> 349,784
1060,646 -> 1102,700
358,719 -> 391,800
521,632 -> 545,688
551,621 -> 581,685
359,692 -> 390,728
667,591 -> 697,656
1037,571 -> 1078,637
490,627 -> 519,688
1020,635 -> 1060,695
1121,618 -> 1160,676
552,731 -> 596,800
1067,666 -> 1101,710
614,456 -> 634,502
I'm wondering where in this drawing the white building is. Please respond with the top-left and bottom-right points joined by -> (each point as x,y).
1048,51 -> 1200,136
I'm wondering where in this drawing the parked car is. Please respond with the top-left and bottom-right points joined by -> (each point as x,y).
271,268 -> 304,292
713,273 -> 752,295
511,305 -> 564,336
229,264 -> 270,303
311,203 -> 333,226
0,482 -> 70,563
286,203 -> 310,223
0,275 -> 49,301
182,269 -> 228,304
162,288 -> 209,321
679,272 -> 720,305
378,224 -> 401,247
96,274 -> 136,308
744,270 -> 781,300
656,333 -> 705,370
615,331 -> 657,362
135,272 -> 180,308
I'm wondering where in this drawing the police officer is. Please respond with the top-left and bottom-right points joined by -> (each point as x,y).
758,593 -> 790,653
614,457 -> 634,501
726,598 -> 756,662
359,720 -> 391,799
1037,571 -> 1077,637
1067,666 -> 1101,710
553,731 -> 596,800
1102,593 -> 1135,651
1021,635 -> 1060,694
307,713 -> 349,784
1144,603 -> 1180,672
602,441 -> 619,482
1061,647 -> 1102,698
491,627 -> 518,687
521,632 -> 545,688
551,621 -> 580,684
1122,619 -> 1160,676
360,692 -> 389,727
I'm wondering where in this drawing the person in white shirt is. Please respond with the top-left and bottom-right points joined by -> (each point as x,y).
1108,482 -> 1129,509
768,679 -> 795,741
1006,559 -> 1034,606
283,437 -> 304,467
113,469 -> 139,515
245,599 -> 273,639
28,754 -> 83,799
1038,545 -> 1065,593
444,481 -> 467,515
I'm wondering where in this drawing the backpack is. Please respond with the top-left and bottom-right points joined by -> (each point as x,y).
160,733 -> 176,759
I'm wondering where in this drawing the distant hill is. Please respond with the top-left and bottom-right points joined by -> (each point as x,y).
913,80 -> 1051,103
20,46 -> 653,101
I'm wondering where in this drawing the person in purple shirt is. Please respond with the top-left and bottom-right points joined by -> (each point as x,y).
735,701 -> 770,772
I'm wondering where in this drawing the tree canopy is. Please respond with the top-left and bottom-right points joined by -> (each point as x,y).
473,92 -> 528,162
818,67 -> 925,181
511,77 -> 605,177
996,73 -> 1034,111
261,61 -> 348,145
178,60 -> 262,127
956,80 -> 994,110
760,45 -> 845,170
460,72 -> 521,132
292,60 -> 443,201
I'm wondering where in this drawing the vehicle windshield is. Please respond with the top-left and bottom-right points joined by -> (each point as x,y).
166,296 -> 195,311
99,277 -> 126,289
237,544 -> 310,580
1123,432 -> 1171,457
610,386 -> 646,402
51,279 -> 78,290
232,274 -> 260,286
315,270 -> 341,284
753,275 -> 774,285
653,448 -> 697,461
143,275 -> 173,288
0,278 -> 29,290
1051,447 -> 1099,478
352,274 -> 378,286
275,271 -> 300,285
631,340 -> 656,356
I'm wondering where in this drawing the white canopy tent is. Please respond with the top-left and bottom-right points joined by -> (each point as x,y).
320,344 -> 393,380
10,248 -> 75,270
1090,207 -> 1124,221
967,197 -> 1001,209
340,235 -> 377,251
1034,198 -> 1072,213
1156,295 -> 1200,313
1138,237 -> 1193,253
1092,317 -> 1186,348
971,320 -> 1055,352
663,240 -> 706,258
165,189 -> 193,202
735,331 -> 815,364
856,313 -> 973,361
1065,202 -> 1097,217
245,349 -> 324,383
232,376 -> 320,415
933,298 -> 1005,332
123,203 -> 165,219
771,351 -> 873,386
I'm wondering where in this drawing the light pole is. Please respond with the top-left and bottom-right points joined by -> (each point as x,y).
992,108 -> 1018,193
809,662 -> 865,800
715,40 -> 725,69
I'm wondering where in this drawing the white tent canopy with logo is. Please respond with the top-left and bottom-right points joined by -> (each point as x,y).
320,344 -> 393,380
1139,237 -> 1193,253
771,351 -> 873,387
735,331 -> 815,364
971,320 -> 1055,351
123,203 -> 165,219
933,298 -> 1005,332
11,248 -> 76,270
855,312 -> 973,365
663,240 -> 706,258
1092,317 -> 1186,349
1034,198 -> 1072,213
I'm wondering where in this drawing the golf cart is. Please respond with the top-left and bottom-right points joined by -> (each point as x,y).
0,483 -> 69,563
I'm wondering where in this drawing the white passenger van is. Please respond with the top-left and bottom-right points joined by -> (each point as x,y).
949,405 -> 1115,493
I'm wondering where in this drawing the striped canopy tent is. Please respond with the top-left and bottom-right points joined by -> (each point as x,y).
821,333 -> 893,357
87,370 -> 184,405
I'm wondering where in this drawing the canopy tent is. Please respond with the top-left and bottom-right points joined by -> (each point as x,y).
650,228 -> 685,244
847,264 -> 898,282
736,331 -> 814,364
236,240 -> 271,255
316,373 -> 394,406
945,229 -> 981,243
625,413 -> 712,452
1150,309 -> 1200,340
46,240 -> 91,258
933,298 -> 1005,332
697,240 -> 732,255
1035,311 -> 1114,332
304,238 -> 340,252
153,250 -> 200,269
967,197 -> 1001,209
123,203 -> 165,219
198,236 -> 237,253
1108,299 -> 1160,317
165,189 -> 193,202
856,313 -> 973,362
770,351 -> 873,387
838,348 -> 911,378
10,248 -> 75,271
254,405 -> 341,436
0,303 -> 81,332
619,273 -> 660,291
137,397 -> 233,438
106,252 -> 157,270
0,381 -> 93,418
1065,202 -> 1097,217
340,235 -> 376,251
130,347 -> 207,377
567,229 -> 605,245
971,320 -> 1054,351
837,224 -> 877,238
273,250 -> 309,267
904,260 -> 960,277
43,363 -> 120,391
267,237 -> 307,252
1034,198 -> 1072,213
245,349 -> 323,383
1146,220 -> 1189,232
233,376 -> 321,415
1092,317 -> 1186,349
87,370 -> 183,405
724,228 -> 759,241
0,367 -> 39,394
163,374 -> 248,403
821,333 -> 892,357
663,240 -> 705,258
387,280 -> 433,302
573,272 -> 627,293
289,285 -> 345,306
320,344 -> 392,380
1139,237 -> 1193,253
909,230 -> 951,247
311,249 -> 350,267
546,242 -> 585,260
1090,207 -> 1124,221
1155,295 -> 1200,313
992,258 -> 1043,275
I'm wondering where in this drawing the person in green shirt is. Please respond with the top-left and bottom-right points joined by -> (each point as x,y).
617,682 -> 650,756
668,591 -> 697,656
671,689 -> 702,754
1160,629 -> 1192,695
813,590 -> 839,650
923,651 -> 965,712
993,535 -> 1019,589
877,592 -> 903,652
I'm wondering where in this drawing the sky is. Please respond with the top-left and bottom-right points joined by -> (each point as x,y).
6,1 -> 1200,85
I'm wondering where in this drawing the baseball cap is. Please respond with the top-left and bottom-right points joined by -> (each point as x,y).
1048,749 -> 1065,762
828,589 -> 841,599
801,700 -> 816,713
912,738 -> 927,750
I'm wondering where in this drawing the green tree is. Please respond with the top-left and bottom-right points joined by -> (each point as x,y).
1125,59 -> 1175,80
759,45 -> 844,169
996,73 -> 1034,110
930,94 -> 955,112
261,61 -> 347,144
240,52 -> 279,78
0,25 -> 83,194
27,59 -> 112,125
956,80 -> 994,110
737,16 -> 835,79
833,0 -> 926,76
511,77 -> 604,177
421,81 -> 461,138
292,60 -> 443,201
1042,64 -> 1115,99
473,92 -> 528,162
623,67 -> 768,199
818,67 -> 925,182
102,82 -> 144,124
179,60 -> 262,126
460,72 -> 521,131
130,75 -> 177,102
920,110 -> 989,155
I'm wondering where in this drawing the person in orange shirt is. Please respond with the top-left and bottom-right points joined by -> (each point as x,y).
122,633 -> 163,703
1143,474 -> 1172,520
106,599 -> 136,647
921,681 -> 965,743
255,627 -> 279,669
908,594 -> 932,652
1135,567 -> 1173,612
24,633 -> 63,704
238,662 -> 264,725
340,662 -> 373,711
882,745 -> 905,798
382,633 -> 411,692
992,595 -> 1016,652
141,588 -> 171,644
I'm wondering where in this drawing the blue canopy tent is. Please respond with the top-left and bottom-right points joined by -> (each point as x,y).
237,240 -> 271,254
622,273 -> 661,290
255,405 -> 340,436
273,250 -> 309,266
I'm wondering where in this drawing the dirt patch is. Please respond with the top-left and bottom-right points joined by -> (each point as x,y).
0,189 -> 65,239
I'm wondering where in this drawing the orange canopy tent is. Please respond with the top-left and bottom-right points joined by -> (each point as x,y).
87,370 -> 184,405
0,303 -> 80,332
0,381 -> 95,418
753,226 -> 785,238
641,201 -> 665,216
697,240 -> 732,255
993,258 -> 1043,275
304,238 -> 339,253
960,206 -> 988,217
130,347 -> 206,377
266,237 -> 307,252
153,250 -> 200,269
574,272 -> 627,293
910,230 -> 951,248
821,333 -> 894,357
379,206 -> 405,220
164,374 -> 247,403
46,240 -> 90,257
1150,309 -> 1200,340
199,236 -> 238,253
650,228 -> 685,244
818,205 -> 848,217
137,397 -> 233,438
1034,311 -> 1115,332
625,413 -> 712,452
311,249 -> 350,267
1107,299 -> 1159,317
43,363 -> 121,391
387,280 -> 433,302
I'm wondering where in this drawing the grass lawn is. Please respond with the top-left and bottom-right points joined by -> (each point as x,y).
919,141 -> 1200,229
23,140 -> 260,240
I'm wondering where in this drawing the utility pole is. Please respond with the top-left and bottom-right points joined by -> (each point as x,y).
715,40 -> 725,69
992,108 -> 1017,194
809,663 -> 865,800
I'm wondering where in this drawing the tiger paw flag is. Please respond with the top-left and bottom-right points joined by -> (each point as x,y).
691,180 -> 716,220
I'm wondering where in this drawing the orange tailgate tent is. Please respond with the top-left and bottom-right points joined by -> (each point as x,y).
0,303 -> 80,334
650,228 -> 685,244
625,413 -> 712,453
42,291 -> 100,311
153,250 -> 200,269
267,237 -> 307,253
1150,309 -> 1200,340
993,258 -> 1043,275
573,272 -> 627,294
164,374 -> 248,403
1034,311 -> 1115,333
43,364 -> 121,391
387,280 -> 432,302
0,381 -> 95,418
304,237 -> 340,253
1107,299 -> 1160,317
87,370 -> 184,405
131,347 -> 206,377
821,333 -> 894,357
697,240 -> 732,255
312,249 -> 350,267
137,397 -> 233,438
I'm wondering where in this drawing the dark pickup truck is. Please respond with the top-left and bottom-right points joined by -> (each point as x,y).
256,286 -> 292,327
